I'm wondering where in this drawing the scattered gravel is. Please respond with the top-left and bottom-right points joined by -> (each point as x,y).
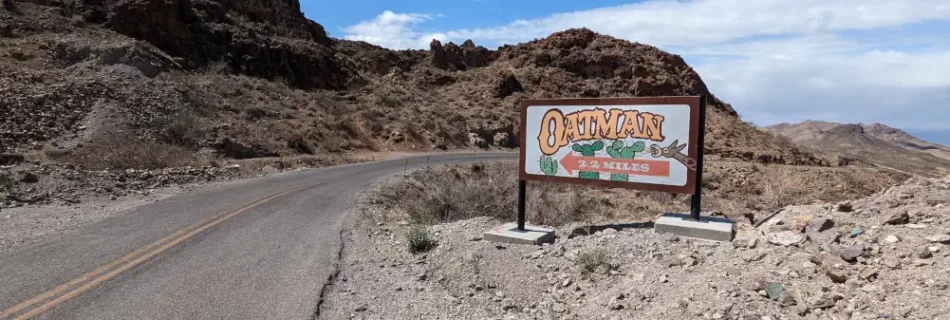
320,175 -> 950,320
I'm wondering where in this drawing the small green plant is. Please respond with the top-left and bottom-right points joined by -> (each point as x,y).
571,141 -> 604,179
540,156 -> 558,176
576,248 -> 613,275
605,140 -> 646,181
406,223 -> 437,254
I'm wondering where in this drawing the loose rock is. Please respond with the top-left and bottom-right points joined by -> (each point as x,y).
767,231 -> 806,246
926,234 -> 950,244
883,235 -> 900,244
838,245 -> 864,262
741,250 -> 767,262
764,283 -> 783,300
884,211 -> 909,225
849,227 -> 864,238
808,218 -> 835,233
836,202 -> 853,212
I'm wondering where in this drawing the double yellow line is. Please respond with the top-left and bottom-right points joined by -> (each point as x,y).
1,183 -> 317,319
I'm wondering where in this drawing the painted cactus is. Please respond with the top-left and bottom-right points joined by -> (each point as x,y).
571,141 -> 604,179
605,140 -> 646,181
540,156 -> 558,176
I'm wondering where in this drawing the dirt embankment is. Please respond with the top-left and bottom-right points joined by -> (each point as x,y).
320,165 -> 950,320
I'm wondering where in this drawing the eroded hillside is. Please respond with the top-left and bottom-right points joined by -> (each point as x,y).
1,0 -> 821,169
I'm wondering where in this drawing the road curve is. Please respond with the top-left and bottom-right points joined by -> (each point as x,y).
0,152 -> 516,320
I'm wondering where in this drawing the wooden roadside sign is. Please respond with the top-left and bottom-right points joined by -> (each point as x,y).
513,96 -> 708,230
519,96 -> 703,194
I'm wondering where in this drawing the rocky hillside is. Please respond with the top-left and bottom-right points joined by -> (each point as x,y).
864,124 -> 950,161
1,0 -> 822,170
766,121 -> 950,177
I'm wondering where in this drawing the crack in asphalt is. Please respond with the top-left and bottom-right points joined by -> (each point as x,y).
311,224 -> 347,320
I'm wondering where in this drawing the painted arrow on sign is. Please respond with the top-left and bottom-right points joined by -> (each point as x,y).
561,152 -> 671,177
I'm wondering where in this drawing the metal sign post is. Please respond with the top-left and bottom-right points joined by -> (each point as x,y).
688,95 -> 707,221
517,180 -> 526,231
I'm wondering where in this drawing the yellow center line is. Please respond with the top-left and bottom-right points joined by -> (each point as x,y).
0,211 -> 225,319
2,183 -> 317,320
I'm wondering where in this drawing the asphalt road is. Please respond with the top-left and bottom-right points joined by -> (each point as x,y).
0,152 -> 516,320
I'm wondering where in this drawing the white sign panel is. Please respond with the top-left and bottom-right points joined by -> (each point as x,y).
518,97 -> 701,194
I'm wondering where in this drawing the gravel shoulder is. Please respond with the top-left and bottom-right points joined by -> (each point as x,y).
321,174 -> 950,320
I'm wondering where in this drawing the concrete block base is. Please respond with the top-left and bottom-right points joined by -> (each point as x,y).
655,213 -> 735,242
484,223 -> 555,245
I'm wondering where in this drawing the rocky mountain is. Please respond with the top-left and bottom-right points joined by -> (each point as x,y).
766,121 -> 950,176
864,124 -> 950,161
1,0 -> 822,172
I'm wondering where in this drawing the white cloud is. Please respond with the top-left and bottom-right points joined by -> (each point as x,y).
342,11 -> 437,49
342,1 -> 950,130
438,0 -> 950,48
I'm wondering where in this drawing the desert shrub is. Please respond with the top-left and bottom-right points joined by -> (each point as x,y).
64,134 -> 196,170
406,223 -> 437,253
2,0 -> 17,13
370,162 -> 515,223
366,160 -> 903,226
208,60 -> 231,75
0,172 -> 18,200
369,162 -> 617,226
576,249 -> 613,275
159,112 -> 204,147
244,107 -> 268,120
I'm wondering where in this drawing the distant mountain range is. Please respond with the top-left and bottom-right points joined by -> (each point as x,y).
765,121 -> 950,176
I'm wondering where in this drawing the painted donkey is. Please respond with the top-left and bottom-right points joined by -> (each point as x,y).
649,140 -> 697,171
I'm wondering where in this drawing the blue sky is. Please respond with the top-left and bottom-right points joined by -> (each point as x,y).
301,1 -> 950,144
304,0 -> 637,38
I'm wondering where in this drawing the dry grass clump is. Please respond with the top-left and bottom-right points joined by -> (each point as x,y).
365,160 -> 907,226
406,223 -> 438,254
61,134 -> 198,170
576,248 -> 615,275
365,162 -> 611,226
235,153 -> 363,172
0,171 -> 20,200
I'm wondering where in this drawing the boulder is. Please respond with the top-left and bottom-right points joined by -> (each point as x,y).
807,217 -> 835,233
859,268 -> 878,280
835,202 -> 853,212
492,71 -> 523,98
838,245 -> 864,262
467,133 -> 488,149
926,234 -> 950,244
13,171 -> 38,183
883,235 -> 900,244
825,268 -> 849,283
883,211 -> 910,225
492,132 -> 511,148
764,283 -> 783,300
806,293 -> 838,309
